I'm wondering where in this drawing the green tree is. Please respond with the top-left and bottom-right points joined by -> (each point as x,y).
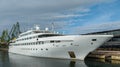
0,30 -> 9,48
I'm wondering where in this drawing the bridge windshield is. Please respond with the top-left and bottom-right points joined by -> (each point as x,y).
38,34 -> 63,38
33,31 -> 52,33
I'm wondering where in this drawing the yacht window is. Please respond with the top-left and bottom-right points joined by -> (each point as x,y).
46,48 -> 48,50
39,42 -> 41,44
56,40 -> 61,43
50,40 -> 61,43
42,42 -> 44,44
50,41 -> 54,43
38,34 -> 63,38
92,39 -> 97,41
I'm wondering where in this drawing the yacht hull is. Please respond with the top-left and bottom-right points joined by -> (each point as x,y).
9,35 -> 113,60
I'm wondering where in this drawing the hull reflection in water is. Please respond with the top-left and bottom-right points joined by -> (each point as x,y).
9,53 -> 87,67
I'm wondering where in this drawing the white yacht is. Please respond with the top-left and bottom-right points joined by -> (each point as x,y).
9,25 -> 113,60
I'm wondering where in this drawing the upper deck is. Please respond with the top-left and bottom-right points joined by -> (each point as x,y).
19,25 -> 60,38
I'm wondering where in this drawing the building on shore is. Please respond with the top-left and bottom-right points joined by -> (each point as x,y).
83,29 -> 120,51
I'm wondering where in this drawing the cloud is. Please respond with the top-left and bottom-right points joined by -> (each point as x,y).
0,0 -> 117,35
71,21 -> 120,34
0,0 -> 113,10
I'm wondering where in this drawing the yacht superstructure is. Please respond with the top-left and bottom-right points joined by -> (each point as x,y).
9,25 -> 113,60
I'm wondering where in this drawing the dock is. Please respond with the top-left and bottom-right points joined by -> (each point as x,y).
0,48 -> 8,52
87,50 -> 120,60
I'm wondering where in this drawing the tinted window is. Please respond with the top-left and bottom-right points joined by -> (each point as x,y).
92,39 -> 97,41
38,34 -> 63,38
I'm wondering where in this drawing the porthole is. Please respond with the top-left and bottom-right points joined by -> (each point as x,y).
91,42 -> 93,45
41,48 -> 43,50
46,48 -> 48,50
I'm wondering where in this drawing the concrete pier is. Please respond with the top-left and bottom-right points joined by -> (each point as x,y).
0,48 -> 8,52
87,50 -> 120,60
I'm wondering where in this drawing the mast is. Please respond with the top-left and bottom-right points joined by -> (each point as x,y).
52,22 -> 54,32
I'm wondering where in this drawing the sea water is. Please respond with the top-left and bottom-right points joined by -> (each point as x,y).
0,51 -> 120,67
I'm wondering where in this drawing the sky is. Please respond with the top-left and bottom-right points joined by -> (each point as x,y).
0,0 -> 120,34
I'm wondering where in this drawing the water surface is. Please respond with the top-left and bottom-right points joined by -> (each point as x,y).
0,51 -> 120,67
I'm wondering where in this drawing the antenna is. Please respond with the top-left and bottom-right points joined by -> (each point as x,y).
52,22 -> 54,32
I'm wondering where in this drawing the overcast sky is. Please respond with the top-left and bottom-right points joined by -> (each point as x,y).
0,0 -> 120,34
